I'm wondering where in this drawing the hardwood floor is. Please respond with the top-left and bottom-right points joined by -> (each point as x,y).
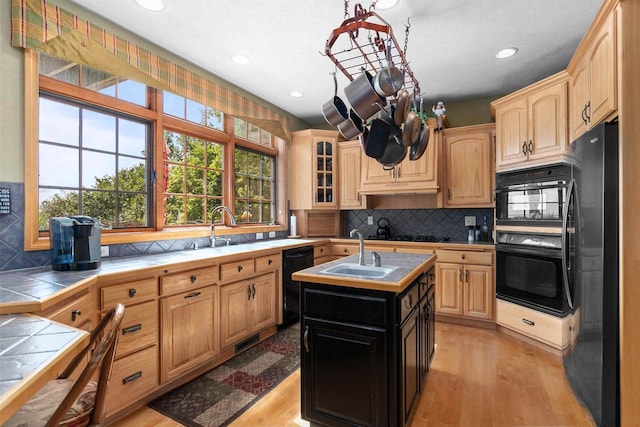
113,322 -> 595,427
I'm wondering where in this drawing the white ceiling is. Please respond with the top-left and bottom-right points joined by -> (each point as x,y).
67,0 -> 603,128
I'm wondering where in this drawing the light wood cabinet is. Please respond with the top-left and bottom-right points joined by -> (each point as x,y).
314,243 -> 331,265
106,345 -> 159,415
435,249 -> 494,322
569,11 -> 616,140
338,140 -> 366,209
42,290 -> 95,331
160,285 -> 218,383
290,129 -> 338,210
441,123 -> 494,207
220,272 -> 277,348
492,72 -> 570,172
359,121 -> 439,195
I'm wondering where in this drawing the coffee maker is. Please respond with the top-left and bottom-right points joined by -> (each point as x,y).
49,216 -> 101,271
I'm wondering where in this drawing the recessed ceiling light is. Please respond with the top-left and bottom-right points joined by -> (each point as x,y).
289,91 -> 304,98
376,0 -> 400,9
495,47 -> 518,59
231,55 -> 251,65
135,0 -> 166,12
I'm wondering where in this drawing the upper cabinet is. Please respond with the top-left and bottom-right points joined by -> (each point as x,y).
442,123 -> 495,207
492,72 -> 570,172
290,129 -> 338,210
338,140 -> 366,210
568,11 -> 617,141
359,120 -> 439,195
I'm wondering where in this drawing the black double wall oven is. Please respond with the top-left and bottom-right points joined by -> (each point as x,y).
495,164 -> 573,317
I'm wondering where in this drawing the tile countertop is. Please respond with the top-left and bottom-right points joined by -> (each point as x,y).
292,252 -> 436,293
0,238 -> 317,312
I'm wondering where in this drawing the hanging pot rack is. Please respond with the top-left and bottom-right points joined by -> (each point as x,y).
324,4 -> 421,99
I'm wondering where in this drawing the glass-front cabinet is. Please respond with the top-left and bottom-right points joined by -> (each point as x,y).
290,129 -> 338,210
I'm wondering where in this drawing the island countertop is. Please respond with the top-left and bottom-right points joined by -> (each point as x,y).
292,251 -> 436,293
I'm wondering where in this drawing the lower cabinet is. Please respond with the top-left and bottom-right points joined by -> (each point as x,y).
160,285 -> 219,383
220,272 -> 277,348
301,268 -> 434,427
107,345 -> 159,415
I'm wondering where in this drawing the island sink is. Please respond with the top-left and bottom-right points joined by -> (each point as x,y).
321,263 -> 396,278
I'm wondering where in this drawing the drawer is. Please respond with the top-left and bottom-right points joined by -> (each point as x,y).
314,244 -> 330,259
220,258 -> 255,282
255,253 -> 281,273
435,249 -> 493,265
47,292 -> 94,329
159,267 -> 218,295
396,246 -> 435,255
331,244 -> 358,256
106,345 -> 159,415
496,299 -> 568,349
114,300 -> 158,357
314,255 -> 331,266
102,278 -> 158,309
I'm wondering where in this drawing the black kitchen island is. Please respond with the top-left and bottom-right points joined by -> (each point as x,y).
292,252 -> 436,427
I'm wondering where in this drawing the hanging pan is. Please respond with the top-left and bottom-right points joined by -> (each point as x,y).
322,72 -> 349,126
410,119 -> 430,161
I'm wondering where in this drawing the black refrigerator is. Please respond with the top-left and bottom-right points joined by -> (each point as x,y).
563,120 -> 619,427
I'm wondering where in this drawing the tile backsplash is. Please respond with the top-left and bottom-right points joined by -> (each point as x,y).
343,208 -> 494,242
0,182 -> 286,272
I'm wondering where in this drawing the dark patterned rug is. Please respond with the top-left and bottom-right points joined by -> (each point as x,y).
148,322 -> 300,427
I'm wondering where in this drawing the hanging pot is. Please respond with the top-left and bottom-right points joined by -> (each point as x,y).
394,89 -> 410,127
409,119 -> 430,161
337,109 -> 364,140
344,70 -> 387,122
322,73 -> 349,126
402,110 -> 422,147
377,127 -> 406,169
365,117 -> 391,159
373,41 -> 404,97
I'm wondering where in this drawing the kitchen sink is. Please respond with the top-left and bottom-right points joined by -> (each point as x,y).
321,263 -> 397,279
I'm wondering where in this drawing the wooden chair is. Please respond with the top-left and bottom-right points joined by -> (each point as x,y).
5,303 -> 125,427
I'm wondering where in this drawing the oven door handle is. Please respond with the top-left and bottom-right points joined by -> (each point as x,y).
562,179 -> 575,310
494,182 -> 569,194
495,244 -> 561,258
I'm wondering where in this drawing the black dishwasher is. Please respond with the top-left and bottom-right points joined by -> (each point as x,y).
282,246 -> 314,327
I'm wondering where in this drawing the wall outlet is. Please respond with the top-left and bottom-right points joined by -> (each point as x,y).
464,216 -> 476,227
367,216 -> 374,225
269,231 -> 276,238
100,246 -> 109,257
256,232 -> 264,240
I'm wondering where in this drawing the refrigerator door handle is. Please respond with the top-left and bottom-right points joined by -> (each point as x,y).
562,179 -> 575,310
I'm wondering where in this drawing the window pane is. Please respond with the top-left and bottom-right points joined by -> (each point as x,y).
117,193 -> 147,227
247,152 -> 260,176
83,190 -> 116,227
233,147 -> 275,224
207,170 -> 223,196
262,156 -> 272,178
249,178 -> 261,199
248,124 -> 260,142
164,195 -> 184,225
119,119 -> 147,157
118,156 -> 147,192
262,179 -> 272,199
83,110 -> 116,152
206,109 -> 224,130
82,66 -> 116,96
118,78 -> 146,106
186,137 -> 205,166
207,143 -> 223,169
262,203 -> 273,223
186,167 -> 204,195
234,149 -> 247,174
39,145 -> 79,187
39,99 -> 79,145
186,197 -> 205,223
167,164 -> 185,193
234,119 -> 247,138
260,131 -> 271,146
163,91 -> 184,118
235,175 -> 247,198
186,99 -> 205,125
38,189 -> 79,230
82,151 -> 116,189
165,131 -> 185,163
248,203 -> 260,222
39,55 -> 79,84
207,199 -> 222,224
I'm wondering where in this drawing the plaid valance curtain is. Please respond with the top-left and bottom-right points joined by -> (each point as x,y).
10,0 -> 291,140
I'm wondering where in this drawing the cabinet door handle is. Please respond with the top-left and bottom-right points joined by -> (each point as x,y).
122,371 -> 143,384
304,325 -> 310,353
128,289 -> 137,298
122,324 -> 142,335
528,140 -> 533,154
251,283 -> 256,299
184,291 -> 201,299
238,265 -> 243,272
71,309 -> 81,322
447,188 -> 451,200
522,318 -> 535,326
458,269 -> 462,282
582,105 -> 588,125
248,285 -> 252,300
465,269 -> 469,283
190,275 -> 197,283
522,141 -> 527,156
585,100 -> 591,122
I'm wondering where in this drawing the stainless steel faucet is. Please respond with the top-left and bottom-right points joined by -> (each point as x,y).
349,228 -> 365,266
211,206 -> 237,247
372,251 -> 381,267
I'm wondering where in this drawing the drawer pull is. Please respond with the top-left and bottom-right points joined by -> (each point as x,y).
461,254 -> 465,260
128,289 -> 137,298
304,325 -> 310,353
238,265 -> 243,272
71,309 -> 81,322
184,291 -> 202,299
190,275 -> 197,283
344,248 -> 348,253
320,248 -> 324,253
268,259 -> 273,265
122,371 -> 143,384
122,324 -> 142,335
522,318 -> 535,326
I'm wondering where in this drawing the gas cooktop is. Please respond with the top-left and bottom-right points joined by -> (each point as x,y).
367,235 -> 449,242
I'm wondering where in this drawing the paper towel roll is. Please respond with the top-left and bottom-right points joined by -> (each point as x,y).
290,215 -> 297,236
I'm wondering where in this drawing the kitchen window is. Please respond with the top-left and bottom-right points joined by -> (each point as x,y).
23,51 -> 283,251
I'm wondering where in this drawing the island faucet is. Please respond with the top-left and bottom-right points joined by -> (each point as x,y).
349,228 -> 365,266
211,205 -> 237,247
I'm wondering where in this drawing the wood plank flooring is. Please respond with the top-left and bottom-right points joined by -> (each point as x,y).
112,322 -> 595,427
